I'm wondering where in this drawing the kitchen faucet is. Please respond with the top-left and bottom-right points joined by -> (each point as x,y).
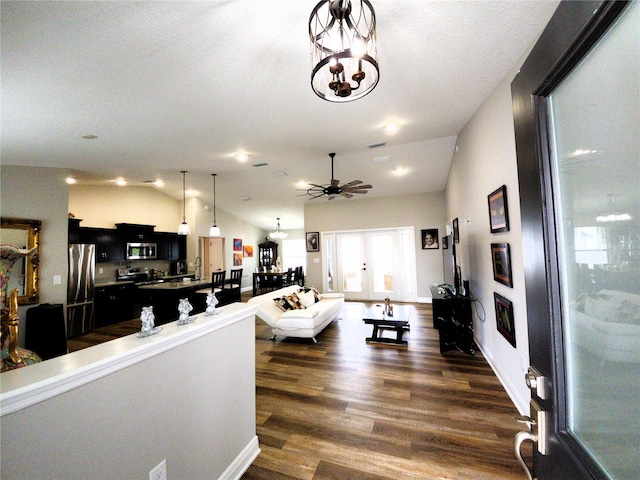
194,256 -> 202,281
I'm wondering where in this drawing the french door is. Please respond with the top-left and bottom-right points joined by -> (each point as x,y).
513,1 -> 638,479
326,228 -> 415,302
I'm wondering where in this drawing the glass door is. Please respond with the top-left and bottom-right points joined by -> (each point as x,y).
512,1 -> 639,478
333,229 -> 412,301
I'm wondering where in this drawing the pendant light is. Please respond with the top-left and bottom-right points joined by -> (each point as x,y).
177,170 -> 191,235
209,173 -> 221,237
309,0 -> 379,102
269,218 -> 287,240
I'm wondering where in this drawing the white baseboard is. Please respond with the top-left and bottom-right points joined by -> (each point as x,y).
219,435 -> 261,480
475,340 -> 529,415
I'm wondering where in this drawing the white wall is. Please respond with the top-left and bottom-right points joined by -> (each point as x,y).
446,66 -> 530,413
304,192 -> 447,299
1,166 -> 70,345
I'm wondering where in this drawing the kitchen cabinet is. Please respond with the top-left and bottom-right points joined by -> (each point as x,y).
115,223 -> 156,243
156,232 -> 186,260
95,283 -> 136,327
78,227 -> 123,263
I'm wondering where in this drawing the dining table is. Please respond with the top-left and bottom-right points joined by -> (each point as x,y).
252,271 -> 287,296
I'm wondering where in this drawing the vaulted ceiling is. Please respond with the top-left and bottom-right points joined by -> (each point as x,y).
1,1 -> 559,231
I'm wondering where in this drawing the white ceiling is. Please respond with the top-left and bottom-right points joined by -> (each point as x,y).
1,1 -> 560,231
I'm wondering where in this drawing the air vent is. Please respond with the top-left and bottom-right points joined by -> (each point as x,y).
373,155 -> 391,163
368,141 -> 386,148
272,171 -> 287,177
240,196 -> 252,202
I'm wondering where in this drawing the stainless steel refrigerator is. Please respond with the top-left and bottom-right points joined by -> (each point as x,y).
67,243 -> 96,338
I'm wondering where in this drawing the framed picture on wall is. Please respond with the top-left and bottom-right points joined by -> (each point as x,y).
488,185 -> 510,233
233,238 -> 243,251
491,243 -> 513,287
494,293 -> 516,347
306,232 -> 319,252
243,245 -> 253,258
421,229 -> 439,249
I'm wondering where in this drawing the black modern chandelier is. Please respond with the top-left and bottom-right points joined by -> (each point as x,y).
309,0 -> 379,102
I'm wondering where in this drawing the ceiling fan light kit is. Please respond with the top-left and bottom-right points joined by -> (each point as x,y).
309,0 -> 379,102
304,152 -> 372,200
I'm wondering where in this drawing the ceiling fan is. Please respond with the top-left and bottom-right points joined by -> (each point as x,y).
301,153 -> 372,200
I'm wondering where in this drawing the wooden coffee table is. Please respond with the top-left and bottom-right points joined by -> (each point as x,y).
363,304 -> 412,345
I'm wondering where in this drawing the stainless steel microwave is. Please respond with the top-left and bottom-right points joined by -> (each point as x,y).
126,242 -> 157,260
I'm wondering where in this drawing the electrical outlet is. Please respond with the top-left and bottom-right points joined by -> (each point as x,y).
53,275 -> 62,285
98,267 -> 104,274
149,459 -> 167,480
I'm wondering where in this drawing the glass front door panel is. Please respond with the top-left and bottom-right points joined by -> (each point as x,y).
548,2 -> 639,478
338,234 -> 364,293
370,233 -> 393,293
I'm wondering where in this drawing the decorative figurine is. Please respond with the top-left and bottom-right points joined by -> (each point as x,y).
384,296 -> 391,314
204,292 -> 220,316
137,305 -> 161,337
177,297 -> 194,325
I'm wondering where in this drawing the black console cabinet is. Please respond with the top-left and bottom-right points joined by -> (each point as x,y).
430,285 -> 476,355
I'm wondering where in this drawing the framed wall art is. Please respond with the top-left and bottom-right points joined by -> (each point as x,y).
494,293 -> 516,347
233,252 -> 243,266
233,238 -> 243,251
421,229 -> 439,249
488,185 -> 509,233
243,245 -> 253,258
306,232 -> 319,252
491,243 -> 513,287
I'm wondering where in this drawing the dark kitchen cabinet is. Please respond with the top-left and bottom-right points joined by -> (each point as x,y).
156,232 -> 186,260
94,283 -> 136,328
79,227 -> 123,263
115,223 -> 156,243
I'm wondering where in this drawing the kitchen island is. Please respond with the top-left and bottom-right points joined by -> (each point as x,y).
137,279 -> 214,324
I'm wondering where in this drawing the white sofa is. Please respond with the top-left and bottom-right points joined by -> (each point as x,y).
247,285 -> 344,343
572,289 -> 640,363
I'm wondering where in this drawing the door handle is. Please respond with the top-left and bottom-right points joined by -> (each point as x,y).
514,399 -> 547,480
514,430 -> 537,480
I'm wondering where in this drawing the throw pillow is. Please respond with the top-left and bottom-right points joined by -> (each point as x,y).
273,296 -> 293,312
285,292 -> 305,310
298,290 -> 317,308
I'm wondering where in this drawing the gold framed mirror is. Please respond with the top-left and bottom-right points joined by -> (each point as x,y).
1,217 -> 41,305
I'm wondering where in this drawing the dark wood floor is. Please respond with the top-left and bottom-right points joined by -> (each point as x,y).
67,292 -> 528,479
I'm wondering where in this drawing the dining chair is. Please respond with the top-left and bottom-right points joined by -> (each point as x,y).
221,268 -> 242,304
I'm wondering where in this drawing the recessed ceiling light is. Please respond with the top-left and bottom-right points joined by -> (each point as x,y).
65,177 -> 77,184
392,167 -> 409,176
115,178 -> 127,186
81,134 -> 98,140
385,123 -> 399,134
236,153 -> 249,162
185,189 -> 198,197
